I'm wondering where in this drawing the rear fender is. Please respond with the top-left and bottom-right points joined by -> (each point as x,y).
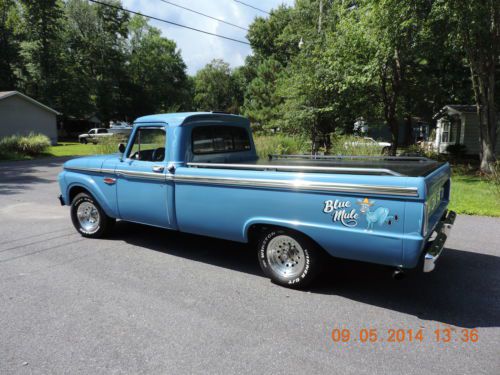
243,217 -> 307,242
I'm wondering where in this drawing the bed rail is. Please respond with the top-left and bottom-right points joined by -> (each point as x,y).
186,162 -> 405,176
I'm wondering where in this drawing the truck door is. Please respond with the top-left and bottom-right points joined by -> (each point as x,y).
116,126 -> 173,228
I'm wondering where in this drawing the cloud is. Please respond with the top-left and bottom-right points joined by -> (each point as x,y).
122,0 -> 294,75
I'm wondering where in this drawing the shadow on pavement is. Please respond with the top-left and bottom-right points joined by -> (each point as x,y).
111,221 -> 499,329
0,157 -> 70,195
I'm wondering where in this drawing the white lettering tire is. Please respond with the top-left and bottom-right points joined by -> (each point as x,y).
257,228 -> 323,289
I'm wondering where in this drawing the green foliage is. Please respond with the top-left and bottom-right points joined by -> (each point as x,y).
125,15 -> 190,117
0,0 -> 22,90
486,161 -> 500,197
445,143 -> 467,159
253,134 -> 309,159
2,0 -> 190,124
90,135 -> 126,154
243,58 -> 283,129
193,59 -> 243,113
0,132 -> 50,158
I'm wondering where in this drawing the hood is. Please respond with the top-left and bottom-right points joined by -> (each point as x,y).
64,154 -> 121,171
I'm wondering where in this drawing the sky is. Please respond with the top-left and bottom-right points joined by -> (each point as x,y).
122,0 -> 294,75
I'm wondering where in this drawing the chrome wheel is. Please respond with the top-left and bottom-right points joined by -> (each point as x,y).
76,201 -> 100,233
266,235 -> 306,278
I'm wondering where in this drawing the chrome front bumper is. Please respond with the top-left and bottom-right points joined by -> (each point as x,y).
423,210 -> 456,272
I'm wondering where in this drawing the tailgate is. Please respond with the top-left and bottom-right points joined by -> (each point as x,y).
423,162 -> 451,237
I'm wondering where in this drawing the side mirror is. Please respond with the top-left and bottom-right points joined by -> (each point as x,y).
118,143 -> 126,154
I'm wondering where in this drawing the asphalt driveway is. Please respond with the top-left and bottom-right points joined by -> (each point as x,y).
0,158 -> 499,374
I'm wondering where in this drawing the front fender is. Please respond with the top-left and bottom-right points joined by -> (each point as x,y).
64,171 -> 117,218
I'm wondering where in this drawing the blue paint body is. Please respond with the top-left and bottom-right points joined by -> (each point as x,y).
58,112 -> 451,269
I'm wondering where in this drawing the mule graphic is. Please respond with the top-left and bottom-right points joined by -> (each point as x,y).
357,198 -> 398,230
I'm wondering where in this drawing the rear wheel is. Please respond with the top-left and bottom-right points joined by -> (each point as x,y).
257,228 -> 323,288
70,192 -> 114,238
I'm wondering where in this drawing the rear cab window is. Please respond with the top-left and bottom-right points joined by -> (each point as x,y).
192,125 -> 251,154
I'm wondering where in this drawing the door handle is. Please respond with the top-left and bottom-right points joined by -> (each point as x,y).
152,165 -> 165,173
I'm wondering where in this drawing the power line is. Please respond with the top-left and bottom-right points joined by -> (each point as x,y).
87,0 -> 250,45
233,0 -> 270,15
157,0 -> 248,31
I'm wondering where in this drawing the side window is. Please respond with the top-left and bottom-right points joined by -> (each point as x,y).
97,129 -> 108,134
89,129 -> 95,134
127,128 -> 166,162
192,126 -> 251,154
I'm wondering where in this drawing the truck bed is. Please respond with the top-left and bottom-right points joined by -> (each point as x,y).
187,155 -> 445,177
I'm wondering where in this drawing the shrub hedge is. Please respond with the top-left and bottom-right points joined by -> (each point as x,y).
0,133 -> 51,159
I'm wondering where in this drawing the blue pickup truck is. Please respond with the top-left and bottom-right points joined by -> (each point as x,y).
58,112 -> 455,288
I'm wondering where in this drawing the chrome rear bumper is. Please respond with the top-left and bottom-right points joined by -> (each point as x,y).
423,210 -> 456,272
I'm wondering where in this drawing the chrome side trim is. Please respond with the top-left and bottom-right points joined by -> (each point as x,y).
64,166 -> 167,181
188,162 -> 404,176
65,166 -> 102,174
115,169 -> 166,181
174,174 -> 419,197
64,166 -> 419,196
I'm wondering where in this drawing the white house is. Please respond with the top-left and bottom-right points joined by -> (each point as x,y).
433,105 -> 500,155
0,91 -> 60,145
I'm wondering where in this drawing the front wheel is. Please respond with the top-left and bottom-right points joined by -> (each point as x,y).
257,228 -> 323,288
70,192 -> 115,238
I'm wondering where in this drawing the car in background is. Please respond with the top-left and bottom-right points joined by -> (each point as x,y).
79,127 -> 132,144
78,128 -> 113,144
345,137 -> 392,154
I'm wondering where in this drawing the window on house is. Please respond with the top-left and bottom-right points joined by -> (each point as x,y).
441,121 -> 450,143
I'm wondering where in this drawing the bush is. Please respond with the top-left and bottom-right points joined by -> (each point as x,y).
253,134 -> 309,159
94,135 -> 128,155
487,161 -> 500,197
446,144 -> 467,159
0,133 -> 51,158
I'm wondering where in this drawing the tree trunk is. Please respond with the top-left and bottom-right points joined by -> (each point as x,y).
405,114 -> 413,146
471,65 -> 497,173
380,51 -> 402,156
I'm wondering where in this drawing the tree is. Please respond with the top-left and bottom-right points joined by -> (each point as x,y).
125,15 -> 190,118
16,0 -> 65,107
61,0 -> 129,121
441,0 -> 499,172
0,0 -> 21,90
243,58 -> 283,130
193,59 -> 240,113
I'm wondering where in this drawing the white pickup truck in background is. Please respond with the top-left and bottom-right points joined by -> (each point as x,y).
78,126 -> 132,144
344,137 -> 392,154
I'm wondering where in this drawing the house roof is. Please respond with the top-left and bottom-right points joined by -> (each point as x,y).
0,91 -> 60,115
134,112 -> 247,127
433,105 -> 477,119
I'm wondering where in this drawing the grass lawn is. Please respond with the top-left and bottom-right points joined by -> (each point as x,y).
449,172 -> 500,217
45,142 -> 103,157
